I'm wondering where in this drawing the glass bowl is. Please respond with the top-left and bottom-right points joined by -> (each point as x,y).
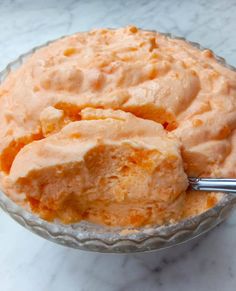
1,32 -> 236,253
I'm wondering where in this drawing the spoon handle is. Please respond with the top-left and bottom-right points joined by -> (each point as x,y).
188,177 -> 236,193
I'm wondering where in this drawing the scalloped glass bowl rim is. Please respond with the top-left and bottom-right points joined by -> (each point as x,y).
0,30 -> 236,253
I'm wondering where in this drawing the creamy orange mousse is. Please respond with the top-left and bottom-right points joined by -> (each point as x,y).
8,109 -> 188,225
0,26 -> 235,226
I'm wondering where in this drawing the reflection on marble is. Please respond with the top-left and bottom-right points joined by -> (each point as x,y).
1,0 -> 236,290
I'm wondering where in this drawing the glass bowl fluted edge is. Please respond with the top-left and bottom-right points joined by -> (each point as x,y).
1,32 -> 236,253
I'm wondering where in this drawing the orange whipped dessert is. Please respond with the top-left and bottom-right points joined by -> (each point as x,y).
0,26 -> 235,226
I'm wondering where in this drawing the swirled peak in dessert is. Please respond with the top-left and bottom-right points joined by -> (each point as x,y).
0,26 -> 236,226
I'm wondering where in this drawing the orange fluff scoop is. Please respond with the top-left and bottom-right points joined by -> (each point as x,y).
1,26 -> 236,226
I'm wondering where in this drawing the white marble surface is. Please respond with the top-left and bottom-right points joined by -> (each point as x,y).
1,0 -> 236,290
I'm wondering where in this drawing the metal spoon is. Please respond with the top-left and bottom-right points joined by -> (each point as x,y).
189,177 -> 236,193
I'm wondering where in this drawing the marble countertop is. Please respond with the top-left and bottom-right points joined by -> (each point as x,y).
1,0 -> 236,290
